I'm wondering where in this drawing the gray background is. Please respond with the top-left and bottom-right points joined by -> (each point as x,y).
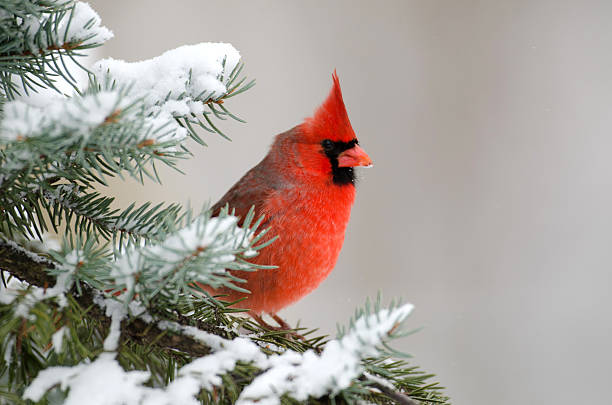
88,1 -> 612,404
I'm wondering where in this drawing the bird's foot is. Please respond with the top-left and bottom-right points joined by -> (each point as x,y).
251,313 -> 306,341
270,313 -> 292,330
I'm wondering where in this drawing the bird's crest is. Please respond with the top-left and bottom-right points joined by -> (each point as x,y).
304,71 -> 356,143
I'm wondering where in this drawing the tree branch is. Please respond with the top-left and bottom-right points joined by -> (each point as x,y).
0,239 -> 212,357
0,240 -> 424,404
360,376 -> 420,405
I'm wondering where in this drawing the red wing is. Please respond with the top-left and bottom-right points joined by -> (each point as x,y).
210,163 -> 278,229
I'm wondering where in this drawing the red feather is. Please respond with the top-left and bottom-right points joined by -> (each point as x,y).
303,70 -> 357,144
206,72 -> 367,315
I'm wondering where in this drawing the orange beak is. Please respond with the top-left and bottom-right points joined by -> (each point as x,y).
337,144 -> 373,168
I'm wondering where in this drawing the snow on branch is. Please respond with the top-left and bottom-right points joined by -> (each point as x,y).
8,248 -> 84,319
93,43 -> 240,113
0,85 -> 192,148
237,303 -> 415,404
0,90 -> 129,142
0,2 -> 113,99
110,211 -> 266,306
154,322 -> 269,404
1,42 -> 251,173
92,43 -> 245,138
22,302 -> 414,405
23,353 -> 152,404
0,87 -> 190,178
18,2 -> 113,53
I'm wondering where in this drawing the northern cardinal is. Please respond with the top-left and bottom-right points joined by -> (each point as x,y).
208,72 -> 371,328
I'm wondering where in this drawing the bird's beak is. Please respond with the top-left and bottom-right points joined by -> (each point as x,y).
337,144 -> 373,168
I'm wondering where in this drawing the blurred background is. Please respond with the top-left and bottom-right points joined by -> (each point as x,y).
87,1 -> 612,404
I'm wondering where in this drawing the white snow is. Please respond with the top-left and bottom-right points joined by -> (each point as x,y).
92,42 -> 241,143
101,299 -> 127,351
0,241 -> 54,307
0,101 -> 43,141
23,353 -> 151,404
0,90 -> 128,142
1,237 -> 49,264
128,299 -> 153,323
93,42 -> 240,115
23,304 -> 413,404
63,2 -> 113,45
23,321 -> 264,405
111,214 -> 257,296
159,305 -> 414,405
13,249 -> 81,318
236,303 -> 415,405
0,271 -> 30,304
363,371 -> 396,391
2,42 -> 242,148
51,326 -> 68,354
23,232 -> 62,253
154,322 -> 267,404
20,2 -> 112,52
3,337 -> 15,364
93,290 -> 152,328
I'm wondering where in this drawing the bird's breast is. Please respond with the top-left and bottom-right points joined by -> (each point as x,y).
248,183 -> 356,313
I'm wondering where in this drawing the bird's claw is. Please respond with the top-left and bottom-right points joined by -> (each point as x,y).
252,313 -> 306,341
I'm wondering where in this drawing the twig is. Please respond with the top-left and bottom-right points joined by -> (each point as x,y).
359,375 -> 420,405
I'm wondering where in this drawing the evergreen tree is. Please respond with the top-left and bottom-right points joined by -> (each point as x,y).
0,2 -> 450,404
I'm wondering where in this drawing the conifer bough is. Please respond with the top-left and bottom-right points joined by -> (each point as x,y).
0,2 -> 450,404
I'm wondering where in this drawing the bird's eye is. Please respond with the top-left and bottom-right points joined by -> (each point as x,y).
321,139 -> 334,151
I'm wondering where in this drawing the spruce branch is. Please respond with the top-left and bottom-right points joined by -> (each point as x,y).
1,42 -> 254,242
0,1 -> 113,98
0,240 -> 214,358
108,208 -> 272,307
0,238 -> 449,404
92,44 -> 255,143
40,184 -> 184,247
358,375 -> 419,405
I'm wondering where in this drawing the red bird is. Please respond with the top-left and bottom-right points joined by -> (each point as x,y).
209,72 -> 371,328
